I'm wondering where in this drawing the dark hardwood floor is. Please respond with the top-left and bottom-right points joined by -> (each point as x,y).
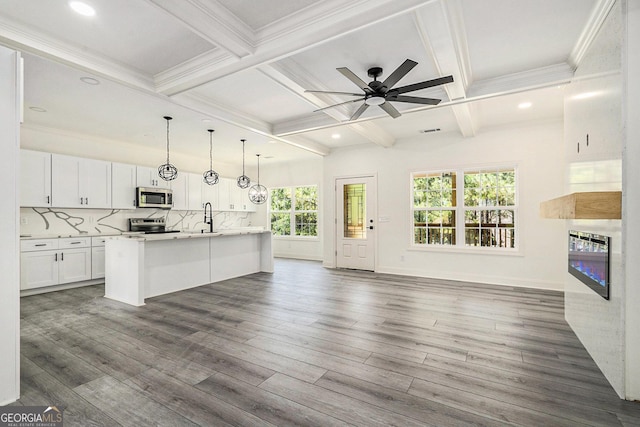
17,258 -> 640,426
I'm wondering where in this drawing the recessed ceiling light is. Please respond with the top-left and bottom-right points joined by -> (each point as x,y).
201,118 -> 212,123
263,155 -> 274,159
518,102 -> 532,109
80,76 -> 100,85
69,1 -> 96,16
29,106 -> 47,113
331,133 -> 341,139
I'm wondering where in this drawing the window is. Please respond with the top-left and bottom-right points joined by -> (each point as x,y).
270,186 -> 318,237
412,167 -> 517,250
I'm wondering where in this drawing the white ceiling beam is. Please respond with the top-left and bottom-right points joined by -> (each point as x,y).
152,0 -> 436,96
171,92 -> 331,156
413,0 -> 476,137
0,17 -> 155,92
145,0 -> 255,59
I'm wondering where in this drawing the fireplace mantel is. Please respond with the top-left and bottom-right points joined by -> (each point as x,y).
540,191 -> 622,219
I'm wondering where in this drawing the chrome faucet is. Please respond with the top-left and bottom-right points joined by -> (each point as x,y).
204,202 -> 213,233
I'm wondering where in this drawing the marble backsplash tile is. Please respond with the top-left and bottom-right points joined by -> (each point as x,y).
20,207 -> 252,236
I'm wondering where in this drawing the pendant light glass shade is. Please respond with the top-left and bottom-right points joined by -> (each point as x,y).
248,154 -> 268,204
158,116 -> 178,181
203,129 -> 219,185
236,138 -> 251,189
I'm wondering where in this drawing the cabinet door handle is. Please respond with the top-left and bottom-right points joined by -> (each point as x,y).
70,241 -> 81,245
35,243 -> 46,247
85,197 -> 89,204
61,252 -> 64,261
54,253 -> 57,261
80,198 -> 84,205
47,195 -> 50,204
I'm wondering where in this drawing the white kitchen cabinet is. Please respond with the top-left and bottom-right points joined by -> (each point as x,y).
20,237 -> 91,290
136,166 -> 171,189
217,178 -> 233,211
91,236 -> 106,279
170,172 -> 188,210
188,173 -> 203,210
201,177 -> 219,210
112,162 -> 137,209
20,149 -> 51,207
51,154 -> 111,208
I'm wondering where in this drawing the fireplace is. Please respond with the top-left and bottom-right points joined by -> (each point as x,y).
568,230 -> 610,300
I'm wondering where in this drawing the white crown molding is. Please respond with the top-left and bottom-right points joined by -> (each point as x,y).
569,0 -> 617,69
273,114 -> 340,136
0,17 -> 155,92
467,63 -> 574,99
145,0 -> 255,58
154,48 -> 236,94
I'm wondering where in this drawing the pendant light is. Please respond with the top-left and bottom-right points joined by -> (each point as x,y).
248,154 -> 268,204
203,129 -> 219,185
158,116 -> 178,181
236,138 -> 251,189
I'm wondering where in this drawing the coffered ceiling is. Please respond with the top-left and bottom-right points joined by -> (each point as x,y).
0,0 -> 613,165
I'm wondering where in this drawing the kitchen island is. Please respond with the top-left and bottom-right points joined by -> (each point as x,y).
104,230 -> 273,306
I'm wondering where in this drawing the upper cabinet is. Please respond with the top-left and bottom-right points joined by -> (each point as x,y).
112,162 -> 137,209
51,154 -> 111,208
170,172 -> 188,210
188,173 -> 203,211
201,177 -> 219,211
21,149 -> 51,207
136,166 -> 170,189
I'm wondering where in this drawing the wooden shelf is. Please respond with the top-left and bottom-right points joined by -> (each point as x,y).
540,191 -> 622,219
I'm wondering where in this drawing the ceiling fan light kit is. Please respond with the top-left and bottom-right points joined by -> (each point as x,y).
306,59 -> 454,121
203,129 -> 219,185
158,115 -> 178,181
237,138 -> 251,189
248,154 -> 268,205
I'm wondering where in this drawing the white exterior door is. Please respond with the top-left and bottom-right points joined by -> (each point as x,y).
336,176 -> 376,271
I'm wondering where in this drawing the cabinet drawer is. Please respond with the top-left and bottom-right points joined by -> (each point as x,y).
21,239 -> 58,252
91,236 -> 107,247
59,237 -> 91,249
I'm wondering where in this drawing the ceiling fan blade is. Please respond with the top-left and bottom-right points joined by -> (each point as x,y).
313,97 -> 365,112
379,102 -> 401,119
337,67 -> 371,92
392,75 -> 454,94
382,59 -> 418,90
350,103 -> 369,120
305,90 -> 363,96
386,95 -> 441,105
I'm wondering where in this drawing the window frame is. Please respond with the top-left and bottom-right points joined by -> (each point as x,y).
269,185 -> 319,240
410,165 -> 520,254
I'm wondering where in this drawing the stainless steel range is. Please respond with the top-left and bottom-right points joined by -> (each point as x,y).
128,218 -> 180,234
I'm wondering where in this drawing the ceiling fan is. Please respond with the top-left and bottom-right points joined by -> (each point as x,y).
306,59 -> 454,121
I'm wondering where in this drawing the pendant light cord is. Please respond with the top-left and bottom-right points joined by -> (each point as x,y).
241,139 -> 246,175
164,116 -> 172,164
256,154 -> 260,185
209,130 -> 214,170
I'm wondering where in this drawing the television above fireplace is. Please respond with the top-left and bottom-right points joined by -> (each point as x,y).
568,230 -> 610,300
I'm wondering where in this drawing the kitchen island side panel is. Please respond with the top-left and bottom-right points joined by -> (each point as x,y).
105,238 -> 145,306
210,234 -> 261,283
145,237 -> 210,298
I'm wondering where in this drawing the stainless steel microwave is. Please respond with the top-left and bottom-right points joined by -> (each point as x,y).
136,187 -> 173,209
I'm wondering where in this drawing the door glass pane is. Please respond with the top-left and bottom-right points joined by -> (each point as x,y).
344,183 -> 366,239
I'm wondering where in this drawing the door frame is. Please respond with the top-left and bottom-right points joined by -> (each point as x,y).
333,173 -> 378,271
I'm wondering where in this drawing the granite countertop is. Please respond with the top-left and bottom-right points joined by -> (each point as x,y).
20,227 -> 266,240
108,229 -> 270,242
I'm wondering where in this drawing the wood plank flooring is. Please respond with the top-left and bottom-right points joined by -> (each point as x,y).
17,258 -> 640,426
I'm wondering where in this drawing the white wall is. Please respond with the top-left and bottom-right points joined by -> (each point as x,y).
623,0 -> 640,401
323,121 -> 566,290
0,46 -> 20,404
563,1 -> 626,397
257,158 -> 323,261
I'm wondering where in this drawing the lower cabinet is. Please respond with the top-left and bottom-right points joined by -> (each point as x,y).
91,236 -> 106,279
20,236 -> 102,291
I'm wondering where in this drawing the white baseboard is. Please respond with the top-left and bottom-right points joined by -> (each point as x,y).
20,279 -> 104,297
273,253 -> 323,262
375,265 -> 564,291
